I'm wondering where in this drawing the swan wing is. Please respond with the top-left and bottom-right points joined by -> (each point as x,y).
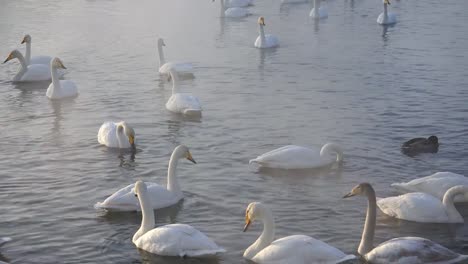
95,182 -> 181,211
135,224 -> 225,257
265,35 -> 279,48
377,193 -> 450,223
166,93 -> 202,114
46,80 -> 78,99
252,235 -> 353,264
97,122 -> 119,147
366,237 -> 468,264
20,64 -> 51,81
30,55 -> 52,65
159,62 -> 193,74
250,145 -> 326,169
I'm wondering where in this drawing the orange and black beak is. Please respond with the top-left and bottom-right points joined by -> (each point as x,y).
186,152 -> 196,164
3,53 -> 13,64
243,215 -> 251,232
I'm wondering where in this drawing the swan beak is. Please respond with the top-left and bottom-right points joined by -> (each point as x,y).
128,135 -> 135,148
3,54 -> 13,64
186,152 -> 196,164
243,216 -> 251,232
58,60 -> 67,69
21,38 -> 26,44
343,192 -> 355,199
384,0 -> 390,4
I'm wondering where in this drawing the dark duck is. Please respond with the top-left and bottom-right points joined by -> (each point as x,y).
402,135 -> 439,155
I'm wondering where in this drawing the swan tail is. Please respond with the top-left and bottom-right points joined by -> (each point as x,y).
0,237 -> 12,247
390,183 -> 410,193
183,109 -> 202,116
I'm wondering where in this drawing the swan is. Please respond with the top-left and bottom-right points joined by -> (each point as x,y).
391,172 -> 468,202
377,0 -> 397,25
165,70 -> 202,117
97,121 -> 135,149
243,202 -> 355,264
249,143 -> 343,169
225,0 -> 252,8
254,17 -> 279,49
157,38 -> 194,80
3,50 -> 52,82
46,58 -> 77,99
0,237 -> 11,248
132,180 -> 225,257
343,183 -> 468,263
20,34 -> 52,66
377,185 -> 468,223
309,0 -> 328,19
95,145 -> 195,211
215,0 -> 249,18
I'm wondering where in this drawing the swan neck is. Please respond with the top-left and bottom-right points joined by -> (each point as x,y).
25,42 -> 31,65
171,72 -> 179,94
220,0 -> 225,17
13,53 -> 28,81
50,65 -> 61,97
116,129 -> 127,148
442,187 -> 464,222
314,0 -> 320,16
135,188 -> 155,241
383,3 -> 388,17
359,188 -> 376,256
244,209 -> 275,260
157,44 -> 165,68
320,143 -> 343,162
16,52 -> 28,69
259,24 -> 266,46
167,151 -> 182,194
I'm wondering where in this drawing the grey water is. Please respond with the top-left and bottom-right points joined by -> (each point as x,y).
0,0 -> 467,263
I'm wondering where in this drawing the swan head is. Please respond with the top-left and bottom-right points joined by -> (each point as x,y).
21,34 -> 31,44
3,50 -> 21,64
174,145 -> 196,164
117,122 -> 135,149
258,17 -> 266,26
51,58 -> 67,69
428,135 -> 438,144
243,202 -> 269,232
157,38 -> 166,47
133,180 -> 147,198
343,183 -> 374,198
383,0 -> 390,4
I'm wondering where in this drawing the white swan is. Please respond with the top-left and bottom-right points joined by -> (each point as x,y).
157,38 -> 194,80
391,172 -> 468,202
95,145 -> 195,211
250,143 -> 343,169
343,183 -> 468,263
215,0 -> 249,18
255,17 -> 279,49
3,50 -> 52,82
377,0 -> 397,25
309,0 -> 328,19
97,121 -> 135,149
377,185 -> 468,223
132,180 -> 225,257
225,0 -> 252,8
165,70 -> 202,117
46,58 -> 77,99
20,34 -> 52,66
243,202 -> 355,264
0,237 -> 11,248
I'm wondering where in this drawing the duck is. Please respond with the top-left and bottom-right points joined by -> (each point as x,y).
215,0 -> 249,18
402,135 -> 438,153
157,38 -> 194,80
97,121 -> 135,149
249,143 -> 343,169
95,145 -> 195,211
377,0 -> 397,25
165,70 -> 202,117
46,58 -> 77,99
343,183 -> 468,263
377,185 -> 468,223
20,34 -> 52,66
309,0 -> 328,19
391,172 -> 468,202
132,180 -> 225,257
254,17 -> 279,49
243,202 -> 355,264
3,50 -> 52,82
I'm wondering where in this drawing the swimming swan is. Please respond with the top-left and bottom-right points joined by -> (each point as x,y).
254,17 -> 279,49
377,0 -> 396,25
165,70 -> 202,117
377,185 -> 468,223
157,38 -> 194,80
20,34 -> 52,66
97,121 -> 135,149
3,50 -> 52,82
46,58 -> 77,99
215,0 -> 249,18
391,172 -> 468,202
249,143 -> 343,169
132,180 -> 225,257
343,183 -> 468,263
95,145 -> 195,211
309,0 -> 328,19
243,202 -> 355,264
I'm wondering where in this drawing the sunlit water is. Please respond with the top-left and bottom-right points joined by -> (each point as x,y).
0,0 -> 467,263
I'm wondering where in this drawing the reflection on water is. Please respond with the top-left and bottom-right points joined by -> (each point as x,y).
138,249 -> 221,264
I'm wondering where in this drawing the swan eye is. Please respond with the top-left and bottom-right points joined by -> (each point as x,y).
134,194 -> 138,198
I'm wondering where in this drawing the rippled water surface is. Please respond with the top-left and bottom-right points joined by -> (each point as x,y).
1,0 -> 468,263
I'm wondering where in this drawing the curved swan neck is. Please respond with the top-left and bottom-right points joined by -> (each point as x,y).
359,187 -> 376,256
12,52 -> 28,81
167,149 -> 182,194
320,143 -> 344,162
116,128 -> 127,148
442,186 -> 465,222
244,208 -> 276,260
157,43 -> 166,68
169,71 -> 180,94
134,187 -> 155,242
25,42 -> 31,65
258,24 -> 266,47
50,64 -> 61,97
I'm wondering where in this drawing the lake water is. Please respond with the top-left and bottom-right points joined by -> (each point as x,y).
1,0 -> 467,263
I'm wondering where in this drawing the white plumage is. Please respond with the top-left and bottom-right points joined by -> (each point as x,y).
165,70 -> 202,116
157,38 -> 194,80
309,0 -> 328,19
0,237 -> 11,248
3,50 -> 57,82
255,17 -> 279,49
377,0 -> 397,25
97,121 -> 135,149
21,34 -> 52,66
46,58 -> 77,99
